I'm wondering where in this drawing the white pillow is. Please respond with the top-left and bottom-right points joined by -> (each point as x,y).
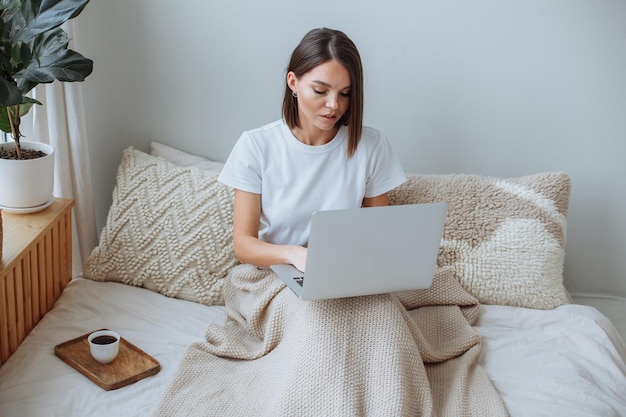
150,142 -> 224,171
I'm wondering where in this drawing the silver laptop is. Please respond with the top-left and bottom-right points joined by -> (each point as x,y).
270,202 -> 447,300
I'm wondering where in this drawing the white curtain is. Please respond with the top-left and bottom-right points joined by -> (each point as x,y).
25,21 -> 98,276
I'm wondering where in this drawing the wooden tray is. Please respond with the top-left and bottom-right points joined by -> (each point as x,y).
55,330 -> 160,391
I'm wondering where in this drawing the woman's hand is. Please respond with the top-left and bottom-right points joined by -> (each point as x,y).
232,190 -> 390,271
286,246 -> 307,272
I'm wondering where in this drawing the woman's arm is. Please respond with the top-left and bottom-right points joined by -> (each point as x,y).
362,193 -> 389,207
232,190 -> 389,270
232,189 -> 308,271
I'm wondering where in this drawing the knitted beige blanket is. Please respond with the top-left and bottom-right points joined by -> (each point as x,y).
152,265 -> 508,416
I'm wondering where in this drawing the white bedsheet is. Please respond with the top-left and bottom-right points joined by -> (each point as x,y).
476,304 -> 626,417
0,278 -> 228,417
0,278 -> 625,417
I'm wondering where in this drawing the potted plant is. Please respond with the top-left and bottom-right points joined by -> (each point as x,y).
0,0 -> 93,212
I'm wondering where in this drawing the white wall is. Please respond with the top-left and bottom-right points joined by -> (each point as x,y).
76,0 -> 626,298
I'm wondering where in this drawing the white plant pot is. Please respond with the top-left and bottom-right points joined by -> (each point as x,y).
0,141 -> 55,210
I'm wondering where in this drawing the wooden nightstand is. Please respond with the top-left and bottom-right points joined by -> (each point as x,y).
0,198 -> 74,366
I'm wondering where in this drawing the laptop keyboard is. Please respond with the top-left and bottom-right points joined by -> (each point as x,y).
293,276 -> 304,287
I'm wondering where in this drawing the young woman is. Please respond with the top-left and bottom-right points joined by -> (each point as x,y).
154,28 -> 508,417
218,27 -> 407,272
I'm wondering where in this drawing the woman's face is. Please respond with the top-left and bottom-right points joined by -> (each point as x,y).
288,59 -> 351,142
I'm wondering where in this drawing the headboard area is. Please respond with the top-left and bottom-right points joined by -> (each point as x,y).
76,1 -> 626,299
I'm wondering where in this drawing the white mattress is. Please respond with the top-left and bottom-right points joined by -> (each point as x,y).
0,278 -> 625,417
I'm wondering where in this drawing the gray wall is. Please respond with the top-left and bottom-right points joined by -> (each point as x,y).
76,0 -> 626,298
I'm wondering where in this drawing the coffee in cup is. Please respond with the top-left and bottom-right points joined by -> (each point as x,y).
88,330 -> 120,364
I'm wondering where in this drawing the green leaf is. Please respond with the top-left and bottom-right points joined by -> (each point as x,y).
11,0 -> 90,43
0,0 -> 32,39
0,0 -> 91,109
0,102 -> 36,134
31,26 -> 69,59
17,100 -> 36,115
0,78 -> 23,106
0,107 -> 12,134
16,48 -> 93,84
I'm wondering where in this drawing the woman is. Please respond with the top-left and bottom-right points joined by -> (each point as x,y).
218,27 -> 407,272
153,28 -> 507,417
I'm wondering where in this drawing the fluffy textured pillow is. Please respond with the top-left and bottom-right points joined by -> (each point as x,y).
389,172 -> 571,309
83,148 -> 237,305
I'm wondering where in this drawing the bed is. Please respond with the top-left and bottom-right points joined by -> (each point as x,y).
0,143 -> 625,416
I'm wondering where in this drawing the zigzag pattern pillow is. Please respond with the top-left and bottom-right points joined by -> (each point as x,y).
83,148 -> 237,305
390,172 -> 571,310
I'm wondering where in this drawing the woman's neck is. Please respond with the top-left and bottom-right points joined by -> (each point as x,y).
291,125 -> 338,146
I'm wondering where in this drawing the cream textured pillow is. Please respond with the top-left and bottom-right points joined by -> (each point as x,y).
83,148 -> 237,305
389,172 -> 571,309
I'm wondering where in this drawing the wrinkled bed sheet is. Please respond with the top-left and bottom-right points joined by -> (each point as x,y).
475,303 -> 626,417
0,277 -> 624,417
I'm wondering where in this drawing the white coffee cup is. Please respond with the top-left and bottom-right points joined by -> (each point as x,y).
88,330 -> 120,364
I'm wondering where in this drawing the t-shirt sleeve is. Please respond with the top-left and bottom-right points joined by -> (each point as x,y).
364,133 -> 407,198
218,132 -> 263,194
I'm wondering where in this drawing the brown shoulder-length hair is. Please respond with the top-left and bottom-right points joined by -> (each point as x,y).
282,28 -> 364,157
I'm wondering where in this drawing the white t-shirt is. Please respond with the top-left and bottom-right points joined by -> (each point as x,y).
218,119 -> 407,246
